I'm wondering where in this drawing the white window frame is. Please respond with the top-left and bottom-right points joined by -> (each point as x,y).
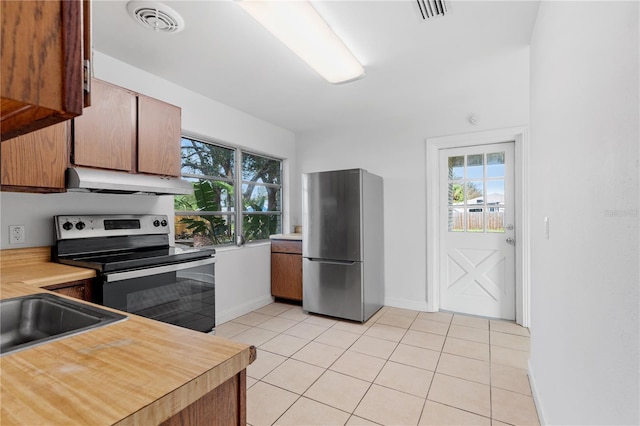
177,132 -> 283,246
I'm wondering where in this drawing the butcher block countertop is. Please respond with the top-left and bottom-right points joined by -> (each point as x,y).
269,232 -> 302,241
0,246 -> 96,286
0,248 -> 255,425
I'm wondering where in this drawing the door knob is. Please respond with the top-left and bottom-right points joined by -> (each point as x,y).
506,237 -> 515,245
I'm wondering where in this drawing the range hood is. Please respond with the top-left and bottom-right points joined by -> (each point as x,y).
66,167 -> 193,195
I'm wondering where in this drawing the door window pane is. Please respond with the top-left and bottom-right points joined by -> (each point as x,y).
448,156 -> 464,179
446,149 -> 508,233
448,208 -> 464,232
448,183 -> 465,205
486,180 -> 504,205
465,181 -> 484,205
466,154 -> 484,179
467,208 -> 484,232
487,152 -> 505,178
487,207 -> 505,233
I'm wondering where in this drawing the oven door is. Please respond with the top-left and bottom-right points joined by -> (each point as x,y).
100,257 -> 215,333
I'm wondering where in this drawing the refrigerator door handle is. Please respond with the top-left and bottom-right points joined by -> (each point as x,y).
307,258 -> 356,266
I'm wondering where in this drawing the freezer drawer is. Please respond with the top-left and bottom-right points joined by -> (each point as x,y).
303,258 -> 363,322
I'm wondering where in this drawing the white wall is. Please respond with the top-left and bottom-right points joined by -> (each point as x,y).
0,192 -> 172,249
92,53 -> 295,165
294,47 -> 530,310
528,2 -> 639,424
1,51 -> 297,321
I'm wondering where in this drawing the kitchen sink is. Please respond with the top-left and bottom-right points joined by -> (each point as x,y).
0,293 -> 127,356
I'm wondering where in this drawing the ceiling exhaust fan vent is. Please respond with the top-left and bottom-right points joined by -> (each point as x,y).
127,1 -> 184,33
417,0 -> 449,20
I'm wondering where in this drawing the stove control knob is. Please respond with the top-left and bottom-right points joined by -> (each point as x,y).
153,220 -> 160,227
75,221 -> 85,230
160,219 -> 168,227
62,221 -> 73,231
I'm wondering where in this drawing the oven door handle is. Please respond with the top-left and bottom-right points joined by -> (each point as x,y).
105,257 -> 215,283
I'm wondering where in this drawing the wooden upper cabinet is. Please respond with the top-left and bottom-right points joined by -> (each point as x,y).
72,79 -> 181,177
73,80 -> 136,172
1,0 -> 90,142
1,122 -> 69,192
1,76 -> 181,193
138,95 -> 181,176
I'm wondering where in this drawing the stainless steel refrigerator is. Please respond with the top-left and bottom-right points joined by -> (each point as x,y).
302,168 -> 384,322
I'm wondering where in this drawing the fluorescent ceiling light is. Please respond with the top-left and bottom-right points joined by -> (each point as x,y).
237,0 -> 365,84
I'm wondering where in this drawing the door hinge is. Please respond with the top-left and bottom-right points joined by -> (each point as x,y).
83,59 -> 92,94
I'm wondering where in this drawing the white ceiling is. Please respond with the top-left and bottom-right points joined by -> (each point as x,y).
92,0 -> 540,134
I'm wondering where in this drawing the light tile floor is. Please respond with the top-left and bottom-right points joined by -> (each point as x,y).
216,303 -> 539,426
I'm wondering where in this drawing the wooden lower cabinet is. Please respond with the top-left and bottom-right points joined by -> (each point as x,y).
161,370 -> 247,426
271,239 -> 303,301
43,279 -> 92,302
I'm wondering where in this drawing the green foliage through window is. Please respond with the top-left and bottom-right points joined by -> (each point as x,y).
175,136 -> 282,246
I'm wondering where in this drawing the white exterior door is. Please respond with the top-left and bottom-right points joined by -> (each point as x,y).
439,142 -> 515,319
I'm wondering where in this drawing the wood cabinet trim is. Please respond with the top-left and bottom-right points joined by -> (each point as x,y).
60,0 -> 83,115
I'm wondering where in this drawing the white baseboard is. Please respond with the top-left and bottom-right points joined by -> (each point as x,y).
528,358 -> 546,425
384,297 -> 432,312
216,294 -> 274,325
217,294 -> 432,325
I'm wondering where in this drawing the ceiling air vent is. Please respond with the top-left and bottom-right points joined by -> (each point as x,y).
416,0 -> 449,19
126,1 -> 185,33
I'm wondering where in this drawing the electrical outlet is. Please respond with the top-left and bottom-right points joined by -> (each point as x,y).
9,225 -> 25,244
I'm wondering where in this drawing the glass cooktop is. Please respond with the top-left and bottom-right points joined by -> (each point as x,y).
57,246 -> 216,273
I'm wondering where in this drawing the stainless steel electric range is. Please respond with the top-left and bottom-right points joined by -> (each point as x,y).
53,214 -> 216,333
